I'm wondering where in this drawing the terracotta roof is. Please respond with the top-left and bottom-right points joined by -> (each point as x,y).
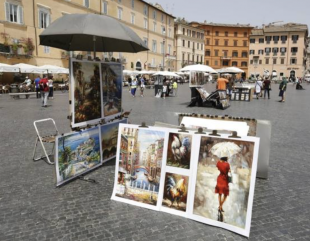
251,29 -> 264,36
190,21 -> 253,28
263,23 -> 308,33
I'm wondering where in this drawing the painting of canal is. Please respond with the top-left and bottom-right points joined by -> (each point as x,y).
162,173 -> 189,212
115,127 -> 165,206
101,63 -> 122,118
55,127 -> 102,186
100,119 -> 127,162
166,133 -> 192,169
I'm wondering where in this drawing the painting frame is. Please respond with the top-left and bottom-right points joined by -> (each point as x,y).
187,134 -> 259,237
189,71 -> 206,87
55,126 -> 103,187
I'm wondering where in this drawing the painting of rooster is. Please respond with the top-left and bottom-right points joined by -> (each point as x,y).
162,173 -> 188,211
167,133 -> 192,169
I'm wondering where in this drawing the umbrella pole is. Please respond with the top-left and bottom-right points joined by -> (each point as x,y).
93,36 -> 96,59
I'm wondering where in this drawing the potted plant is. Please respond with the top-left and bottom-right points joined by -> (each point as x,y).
1,32 -> 10,46
21,38 -> 35,56
11,42 -> 19,55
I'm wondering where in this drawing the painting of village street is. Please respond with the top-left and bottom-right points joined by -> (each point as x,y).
166,133 -> 192,169
162,173 -> 189,212
100,119 -> 127,162
115,127 -> 166,206
101,63 -> 122,117
72,61 -> 101,126
56,127 -> 102,186
193,136 -> 256,229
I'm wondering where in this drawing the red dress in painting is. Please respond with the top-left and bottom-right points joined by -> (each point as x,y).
215,161 -> 230,196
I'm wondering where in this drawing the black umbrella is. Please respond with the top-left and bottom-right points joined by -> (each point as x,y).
39,13 -> 148,53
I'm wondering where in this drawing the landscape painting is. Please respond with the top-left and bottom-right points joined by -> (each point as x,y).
162,173 -> 189,212
191,135 -> 258,236
166,132 -> 192,169
101,63 -> 122,118
113,126 -> 166,208
100,119 -> 128,162
55,127 -> 102,186
72,60 -> 101,127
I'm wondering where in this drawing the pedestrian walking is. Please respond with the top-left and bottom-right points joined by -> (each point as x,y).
131,77 -> 137,97
162,83 -> 167,99
34,75 -> 41,98
172,81 -> 178,96
226,77 -> 234,100
279,78 -> 288,102
128,77 -> 132,92
255,78 -> 263,99
39,75 -> 49,107
48,75 -> 54,99
263,77 -> 271,99
140,75 -> 145,97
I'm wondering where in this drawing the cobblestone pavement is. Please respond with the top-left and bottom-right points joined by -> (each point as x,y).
0,83 -> 310,241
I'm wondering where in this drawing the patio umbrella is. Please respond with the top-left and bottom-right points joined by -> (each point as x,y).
153,71 -> 180,78
13,63 -> 46,74
217,67 -> 244,74
39,13 -> 148,53
179,64 -> 217,74
0,63 -> 19,73
38,65 -> 69,74
210,142 -> 242,159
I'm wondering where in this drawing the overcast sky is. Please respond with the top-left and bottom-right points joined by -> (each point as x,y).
152,0 -> 309,32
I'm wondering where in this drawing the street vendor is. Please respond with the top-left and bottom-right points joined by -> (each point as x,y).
216,77 -> 229,90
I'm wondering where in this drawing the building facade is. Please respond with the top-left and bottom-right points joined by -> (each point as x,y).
0,0 -> 175,83
174,20 -> 205,71
248,23 -> 308,79
190,21 -> 253,77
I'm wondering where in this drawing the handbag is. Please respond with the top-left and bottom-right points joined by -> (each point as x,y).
228,173 -> 233,183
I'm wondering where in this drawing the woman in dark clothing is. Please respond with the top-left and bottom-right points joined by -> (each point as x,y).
263,77 -> 271,99
215,157 -> 231,213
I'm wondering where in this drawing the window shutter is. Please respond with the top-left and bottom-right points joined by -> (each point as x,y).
39,11 -> 42,28
48,13 -> 51,27
5,2 -> 10,21
18,6 -> 24,24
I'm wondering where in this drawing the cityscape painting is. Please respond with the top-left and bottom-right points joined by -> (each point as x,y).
71,60 -> 102,127
55,127 -> 102,186
101,63 -> 122,118
100,119 -> 128,162
113,126 -> 166,208
162,172 -> 189,212
166,132 -> 192,169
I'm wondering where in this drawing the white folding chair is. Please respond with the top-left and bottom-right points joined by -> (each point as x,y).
32,118 -> 59,165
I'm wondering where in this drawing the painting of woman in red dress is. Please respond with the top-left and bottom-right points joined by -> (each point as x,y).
215,156 -> 231,219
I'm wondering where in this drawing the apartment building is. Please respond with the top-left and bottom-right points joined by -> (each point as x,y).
249,23 -> 308,79
174,20 -> 204,71
0,0 -> 175,81
190,21 -> 253,77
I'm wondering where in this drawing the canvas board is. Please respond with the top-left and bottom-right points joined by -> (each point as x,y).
55,126 -> 102,186
189,71 -> 206,87
111,124 -> 168,211
100,119 -> 128,163
101,63 -> 123,120
71,59 -> 102,128
187,134 -> 259,237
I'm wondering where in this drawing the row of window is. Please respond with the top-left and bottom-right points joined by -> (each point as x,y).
181,28 -> 204,39
249,47 -> 299,55
205,50 -> 248,58
181,53 -> 204,64
205,30 -> 248,37
250,35 -> 299,44
150,40 -> 172,54
205,39 -> 248,47
181,40 -> 204,50
250,58 -> 298,65
205,60 -> 248,67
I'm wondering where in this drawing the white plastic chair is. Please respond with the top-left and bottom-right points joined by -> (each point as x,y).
32,118 -> 59,165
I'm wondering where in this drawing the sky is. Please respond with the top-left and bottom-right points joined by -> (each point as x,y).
152,0 -> 309,31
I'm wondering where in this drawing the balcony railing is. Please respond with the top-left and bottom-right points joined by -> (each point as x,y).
221,56 -> 231,60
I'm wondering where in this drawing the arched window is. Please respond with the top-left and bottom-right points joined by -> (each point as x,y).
136,61 -> 142,70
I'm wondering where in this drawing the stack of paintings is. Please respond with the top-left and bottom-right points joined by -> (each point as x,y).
112,124 -> 259,237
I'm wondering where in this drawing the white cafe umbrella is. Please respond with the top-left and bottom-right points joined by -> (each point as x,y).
153,71 -> 180,78
13,63 -> 46,74
138,70 -> 155,75
123,70 -> 138,76
38,65 -> 69,74
179,64 -> 217,74
217,67 -> 244,74
0,63 -> 19,73
210,142 -> 242,159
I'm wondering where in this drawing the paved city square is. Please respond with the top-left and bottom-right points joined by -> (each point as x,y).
0,83 -> 310,241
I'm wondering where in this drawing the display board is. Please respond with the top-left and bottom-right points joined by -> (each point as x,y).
70,59 -> 123,128
111,124 -> 260,237
189,71 -> 206,87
